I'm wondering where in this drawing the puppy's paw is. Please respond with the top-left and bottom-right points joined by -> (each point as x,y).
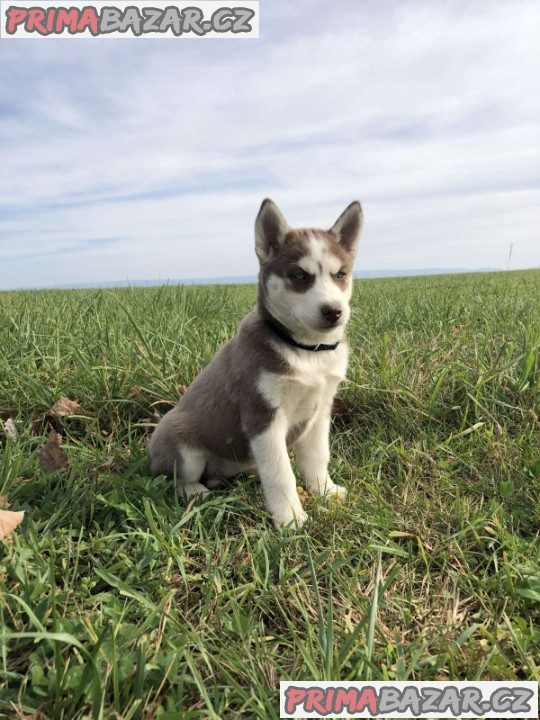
272,503 -> 308,529
308,476 -> 348,501
326,483 -> 347,502
182,482 -> 210,499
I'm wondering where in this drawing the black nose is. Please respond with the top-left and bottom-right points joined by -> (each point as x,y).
320,304 -> 342,325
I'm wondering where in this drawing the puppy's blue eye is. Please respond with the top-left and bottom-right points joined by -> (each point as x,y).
294,271 -> 307,281
336,270 -> 346,279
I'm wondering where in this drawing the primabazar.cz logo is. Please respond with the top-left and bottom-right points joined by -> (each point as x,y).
0,0 -> 259,38
280,681 -> 539,719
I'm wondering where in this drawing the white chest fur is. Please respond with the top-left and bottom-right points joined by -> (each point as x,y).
258,342 -> 349,433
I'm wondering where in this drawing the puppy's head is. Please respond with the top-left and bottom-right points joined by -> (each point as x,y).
255,199 -> 363,342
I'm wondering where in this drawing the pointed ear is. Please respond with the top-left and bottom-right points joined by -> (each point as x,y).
255,198 -> 290,263
330,201 -> 363,255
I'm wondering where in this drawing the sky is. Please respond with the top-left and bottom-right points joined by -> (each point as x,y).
0,0 -> 539,290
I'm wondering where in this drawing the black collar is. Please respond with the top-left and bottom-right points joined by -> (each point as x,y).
265,315 -> 340,352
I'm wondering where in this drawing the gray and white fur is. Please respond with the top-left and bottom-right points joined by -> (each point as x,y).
149,198 -> 363,527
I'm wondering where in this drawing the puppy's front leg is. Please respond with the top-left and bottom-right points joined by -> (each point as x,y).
296,405 -> 347,499
250,416 -> 307,528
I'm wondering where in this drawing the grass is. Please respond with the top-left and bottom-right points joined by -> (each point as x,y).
0,269 -> 539,719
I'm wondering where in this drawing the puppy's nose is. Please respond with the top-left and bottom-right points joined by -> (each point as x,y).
320,304 -> 343,325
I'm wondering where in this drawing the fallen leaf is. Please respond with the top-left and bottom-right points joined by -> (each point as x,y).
331,396 -> 350,419
31,412 -> 63,436
0,495 -> 9,509
37,430 -> 69,472
30,413 -> 47,435
178,385 -> 188,396
0,509 -> 25,539
51,396 -> 81,417
3,417 -> 17,439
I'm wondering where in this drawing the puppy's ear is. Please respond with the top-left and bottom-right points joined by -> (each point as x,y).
330,201 -> 363,255
255,198 -> 290,262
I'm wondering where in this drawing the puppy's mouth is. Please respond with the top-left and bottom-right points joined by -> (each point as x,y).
293,312 -> 347,336
320,318 -> 343,330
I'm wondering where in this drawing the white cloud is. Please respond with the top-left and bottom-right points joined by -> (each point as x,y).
0,0 -> 539,289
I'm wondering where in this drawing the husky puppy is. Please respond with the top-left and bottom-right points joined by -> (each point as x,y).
149,199 -> 363,527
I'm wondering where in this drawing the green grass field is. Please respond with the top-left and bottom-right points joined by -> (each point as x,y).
1,270 -> 539,719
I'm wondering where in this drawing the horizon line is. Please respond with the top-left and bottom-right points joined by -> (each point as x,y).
1,265 -> 539,293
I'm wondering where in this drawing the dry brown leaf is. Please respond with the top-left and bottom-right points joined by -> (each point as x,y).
31,412 -> 64,436
178,385 -> 188,396
3,417 -> 17,439
0,495 -> 9,509
51,396 -> 81,417
331,396 -> 350,418
37,430 -> 69,472
0,509 -> 25,539
30,413 -> 47,435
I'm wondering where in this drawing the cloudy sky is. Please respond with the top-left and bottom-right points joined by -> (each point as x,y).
1,0 -> 539,290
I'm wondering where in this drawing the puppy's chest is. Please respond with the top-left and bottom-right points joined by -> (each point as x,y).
259,348 -> 348,427
281,371 -> 330,425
